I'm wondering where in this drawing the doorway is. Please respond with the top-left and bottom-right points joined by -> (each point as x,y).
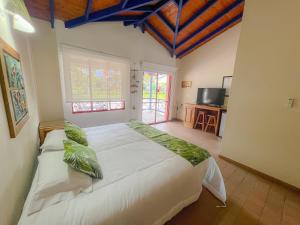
142,71 -> 171,124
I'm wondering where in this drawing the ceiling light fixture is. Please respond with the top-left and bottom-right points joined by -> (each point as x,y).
12,13 -> 35,33
2,0 -> 35,33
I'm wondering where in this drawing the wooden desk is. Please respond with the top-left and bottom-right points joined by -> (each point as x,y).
183,104 -> 226,135
39,121 -> 64,145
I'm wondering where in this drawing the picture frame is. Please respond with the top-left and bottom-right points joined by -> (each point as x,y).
181,80 -> 192,88
0,38 -> 29,138
222,76 -> 233,97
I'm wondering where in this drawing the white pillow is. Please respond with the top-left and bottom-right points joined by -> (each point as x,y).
40,130 -> 66,152
28,151 -> 92,215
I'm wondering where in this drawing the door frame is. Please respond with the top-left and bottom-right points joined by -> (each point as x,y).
142,71 -> 172,124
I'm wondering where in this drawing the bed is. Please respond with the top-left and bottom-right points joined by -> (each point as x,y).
18,123 -> 226,225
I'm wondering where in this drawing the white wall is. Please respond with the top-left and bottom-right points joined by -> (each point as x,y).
54,20 -> 176,127
221,0 -> 300,188
0,1 -> 40,225
175,24 -> 241,120
29,19 -> 64,122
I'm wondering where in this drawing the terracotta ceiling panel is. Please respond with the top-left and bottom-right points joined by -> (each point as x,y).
25,0 -> 244,58
179,0 -> 208,26
160,1 -> 178,27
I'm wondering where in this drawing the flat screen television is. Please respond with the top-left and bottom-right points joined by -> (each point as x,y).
197,88 -> 226,106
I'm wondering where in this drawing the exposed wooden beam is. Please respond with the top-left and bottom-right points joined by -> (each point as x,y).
65,0 -> 156,28
134,0 -> 172,26
176,0 -> 244,49
177,13 -> 243,58
84,0 -> 93,21
123,20 -> 137,26
178,0 -> 217,32
144,21 -> 173,50
49,0 -> 55,28
156,11 -> 175,33
123,21 -> 133,26
129,5 -> 154,12
122,0 -> 129,9
173,0 -> 183,56
172,0 -> 189,7
95,15 -> 143,22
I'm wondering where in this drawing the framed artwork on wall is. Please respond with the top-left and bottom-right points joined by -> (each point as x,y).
0,38 -> 29,138
222,76 -> 233,97
181,80 -> 192,88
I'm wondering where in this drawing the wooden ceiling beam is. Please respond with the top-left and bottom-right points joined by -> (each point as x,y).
65,0 -> 156,28
129,5 -> 154,12
123,21 -> 133,26
144,21 -> 173,50
172,0 -> 189,7
156,11 -> 175,33
134,0 -> 172,27
122,0 -> 129,9
176,0 -> 244,49
49,0 -> 55,28
84,0 -> 93,21
123,20 -> 137,26
177,13 -> 243,58
95,15 -> 144,22
173,0 -> 183,56
178,0 -> 217,32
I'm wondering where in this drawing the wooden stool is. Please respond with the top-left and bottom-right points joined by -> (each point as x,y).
194,110 -> 206,130
205,115 -> 217,133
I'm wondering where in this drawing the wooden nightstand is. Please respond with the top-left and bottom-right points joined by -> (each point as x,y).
39,121 -> 64,145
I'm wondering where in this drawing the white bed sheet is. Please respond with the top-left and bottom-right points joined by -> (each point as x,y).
18,123 -> 226,225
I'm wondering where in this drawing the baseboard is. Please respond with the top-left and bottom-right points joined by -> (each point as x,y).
171,118 -> 183,122
219,155 -> 300,193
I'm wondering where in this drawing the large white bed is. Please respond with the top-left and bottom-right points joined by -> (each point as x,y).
18,123 -> 226,225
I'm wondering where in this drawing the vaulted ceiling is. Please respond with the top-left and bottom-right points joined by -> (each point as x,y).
24,0 -> 244,58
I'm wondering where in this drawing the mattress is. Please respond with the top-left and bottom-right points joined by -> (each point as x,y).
18,123 -> 225,225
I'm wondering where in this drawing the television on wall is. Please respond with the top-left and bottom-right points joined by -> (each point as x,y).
196,88 -> 226,106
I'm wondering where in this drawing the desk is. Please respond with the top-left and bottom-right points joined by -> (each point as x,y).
183,104 -> 226,135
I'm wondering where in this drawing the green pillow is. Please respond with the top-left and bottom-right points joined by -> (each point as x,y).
63,139 -> 102,179
64,121 -> 88,146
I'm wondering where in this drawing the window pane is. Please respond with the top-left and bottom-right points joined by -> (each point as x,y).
72,101 -> 125,113
108,68 -> 122,100
92,101 -> 108,111
73,102 -> 92,113
62,47 -> 128,104
91,63 -> 108,101
110,101 -> 125,110
157,74 -> 168,100
70,61 -> 90,101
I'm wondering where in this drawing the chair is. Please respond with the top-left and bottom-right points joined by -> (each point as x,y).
205,115 -> 217,133
194,110 -> 206,130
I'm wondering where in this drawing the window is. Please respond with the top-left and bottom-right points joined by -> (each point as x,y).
61,46 -> 129,113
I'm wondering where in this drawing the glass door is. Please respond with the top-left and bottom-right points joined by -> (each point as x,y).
142,71 -> 171,124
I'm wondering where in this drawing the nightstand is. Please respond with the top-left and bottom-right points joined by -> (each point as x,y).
39,121 -> 64,145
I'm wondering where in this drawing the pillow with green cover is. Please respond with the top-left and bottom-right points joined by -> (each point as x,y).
64,121 -> 88,146
63,139 -> 102,179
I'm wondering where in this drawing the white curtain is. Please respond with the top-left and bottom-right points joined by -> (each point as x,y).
61,45 -> 130,103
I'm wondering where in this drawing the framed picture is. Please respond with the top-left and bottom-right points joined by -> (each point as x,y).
0,39 -> 29,138
222,76 -> 233,97
181,80 -> 192,88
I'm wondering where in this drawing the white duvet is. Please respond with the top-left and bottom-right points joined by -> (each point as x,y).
18,123 -> 226,225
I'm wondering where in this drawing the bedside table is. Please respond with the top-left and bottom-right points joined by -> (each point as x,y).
39,121 -> 64,145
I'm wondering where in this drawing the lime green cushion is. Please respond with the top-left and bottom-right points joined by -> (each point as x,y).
63,139 -> 102,179
64,121 -> 88,146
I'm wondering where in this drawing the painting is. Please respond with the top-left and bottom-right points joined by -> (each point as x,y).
0,38 -> 29,138
181,80 -> 192,88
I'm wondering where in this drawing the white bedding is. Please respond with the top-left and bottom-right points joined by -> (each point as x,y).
18,123 -> 226,225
